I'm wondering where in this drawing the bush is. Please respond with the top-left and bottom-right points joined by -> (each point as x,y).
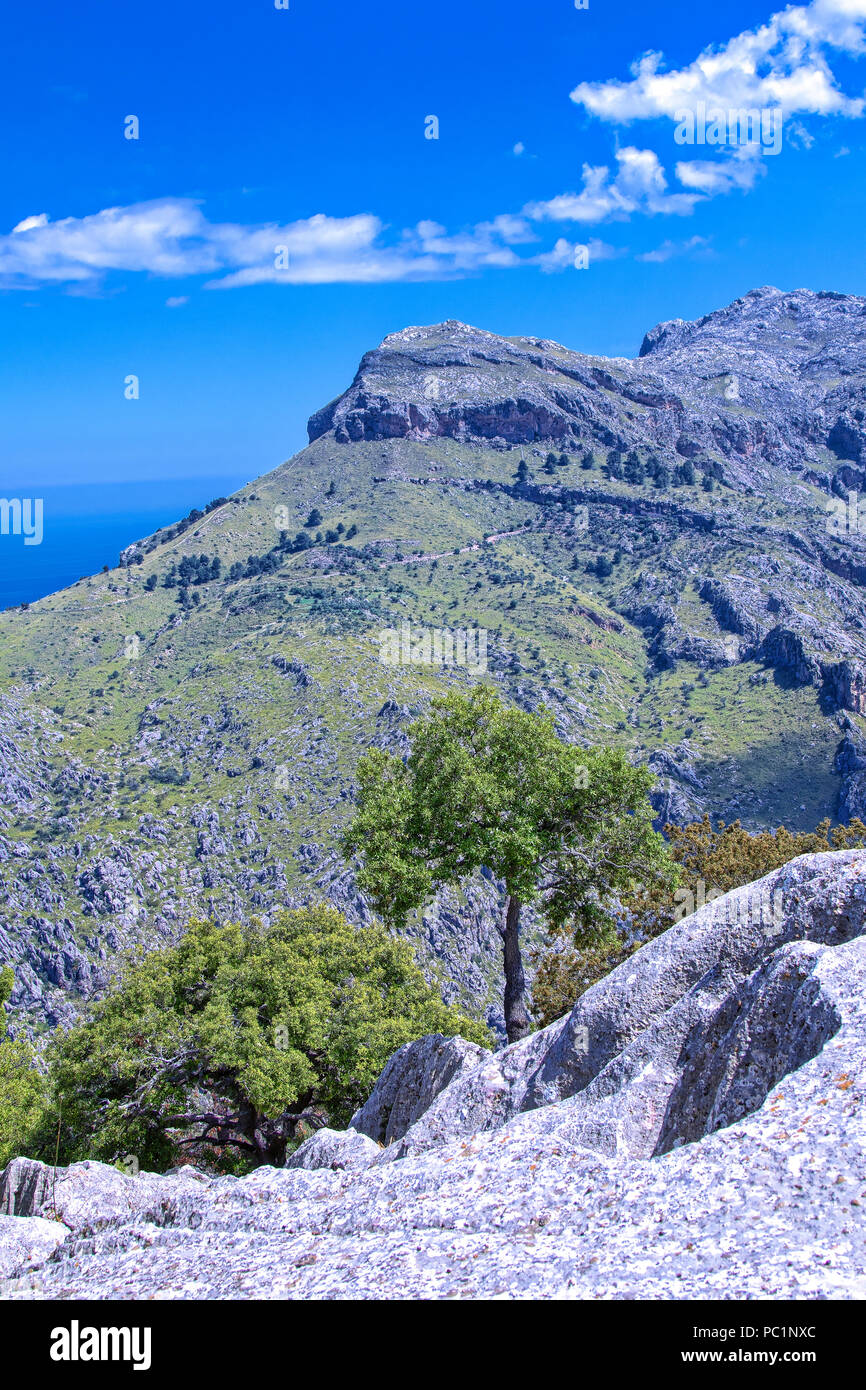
530,815 -> 866,1026
48,907 -> 489,1171
0,968 -> 47,1168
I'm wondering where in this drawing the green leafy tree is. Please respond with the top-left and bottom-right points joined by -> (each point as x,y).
343,687 -> 674,1042
0,967 -> 47,1168
48,907 -> 487,1172
531,814 -> 866,1026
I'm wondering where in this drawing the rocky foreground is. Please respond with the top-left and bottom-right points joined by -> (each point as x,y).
2,849 -> 866,1300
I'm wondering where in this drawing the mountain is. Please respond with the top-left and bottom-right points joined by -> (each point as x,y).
3,284 -> 866,1037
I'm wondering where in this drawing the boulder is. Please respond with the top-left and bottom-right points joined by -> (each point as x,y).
0,1214 -> 68,1278
285,1127 -> 381,1171
0,1156 -> 209,1232
378,850 -> 866,1160
350,1033 -> 491,1145
0,1156 -> 53,1218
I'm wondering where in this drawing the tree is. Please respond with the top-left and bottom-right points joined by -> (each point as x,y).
531,814 -> 866,1026
624,453 -> 645,486
48,907 -> 486,1172
304,508 -> 323,528
515,459 -> 531,484
343,687 -> 672,1042
0,968 -> 46,1168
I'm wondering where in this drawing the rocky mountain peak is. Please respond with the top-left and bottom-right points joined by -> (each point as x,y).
639,285 -> 866,374
306,288 -> 866,483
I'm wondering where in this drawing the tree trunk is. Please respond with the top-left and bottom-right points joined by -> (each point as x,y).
502,894 -> 530,1044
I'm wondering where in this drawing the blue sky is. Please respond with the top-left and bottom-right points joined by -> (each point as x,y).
2,0 -> 866,490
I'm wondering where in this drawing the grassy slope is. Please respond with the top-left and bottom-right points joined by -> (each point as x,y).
1,423 -> 862,1031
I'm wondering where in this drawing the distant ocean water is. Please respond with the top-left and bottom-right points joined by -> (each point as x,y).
0,477 -> 249,608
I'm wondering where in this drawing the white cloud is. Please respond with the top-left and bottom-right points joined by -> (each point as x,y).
636,234 -> 713,263
12,214 -> 49,234
513,141 -> 525,156
536,237 -> 622,271
526,147 -> 700,224
165,295 -> 189,307
0,199 -> 543,291
675,145 -> 766,194
0,200 -> 220,285
571,0 -> 866,125
787,118 -> 818,145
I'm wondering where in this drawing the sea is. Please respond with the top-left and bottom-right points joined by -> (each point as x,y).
0,477 -> 249,609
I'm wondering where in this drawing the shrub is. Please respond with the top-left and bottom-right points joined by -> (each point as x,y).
48,907 -> 489,1171
530,815 -> 866,1026
0,968 -> 46,1168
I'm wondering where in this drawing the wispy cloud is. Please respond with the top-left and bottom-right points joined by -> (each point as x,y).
0,200 -> 507,290
536,237 -> 623,272
0,201 -> 544,292
675,145 -> 766,195
636,235 -> 713,263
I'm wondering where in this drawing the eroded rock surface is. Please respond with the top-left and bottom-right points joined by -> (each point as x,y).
349,1033 -> 492,1145
285,1128 -> 381,1172
3,849 -> 865,1300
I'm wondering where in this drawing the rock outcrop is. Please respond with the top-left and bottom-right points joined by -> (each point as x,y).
284,1128 -> 381,1172
349,1033 -> 491,1145
3,849 -> 865,1299
0,1215 -> 68,1279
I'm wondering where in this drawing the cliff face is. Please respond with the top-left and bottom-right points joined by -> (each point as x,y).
3,286 -> 866,1035
309,289 -> 866,480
